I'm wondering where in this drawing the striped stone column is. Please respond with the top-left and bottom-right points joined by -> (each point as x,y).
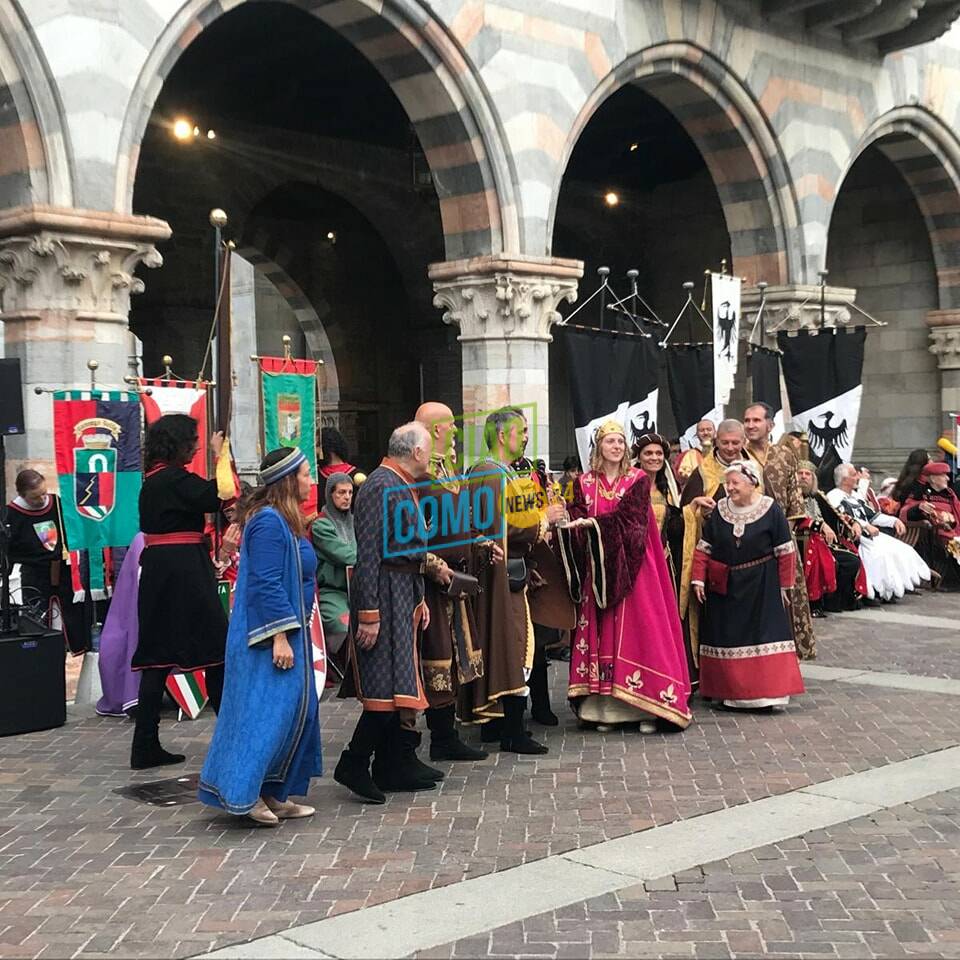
928,311 -> 960,433
0,206 -> 170,481
430,256 -> 582,467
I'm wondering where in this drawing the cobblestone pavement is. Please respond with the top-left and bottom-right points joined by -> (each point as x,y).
2,597 -> 959,959
420,788 -> 960,960
814,594 -> 960,680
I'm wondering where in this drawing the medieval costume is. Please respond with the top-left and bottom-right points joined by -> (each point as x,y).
457,455 -> 549,753
746,440 -> 816,660
900,461 -> 960,586
420,454 -> 486,761
826,486 -> 931,600
199,449 -> 322,824
95,533 -> 145,717
561,422 -> 692,731
511,456 -> 576,728
334,457 -> 435,803
679,445 -> 746,680
693,490 -> 804,709
675,447 -> 705,488
636,432 -> 691,686
796,462 -> 865,613
132,462 -> 230,769
6,492 -> 92,654
311,472 -> 357,655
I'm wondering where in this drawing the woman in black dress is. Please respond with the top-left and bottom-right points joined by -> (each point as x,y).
131,414 -> 229,769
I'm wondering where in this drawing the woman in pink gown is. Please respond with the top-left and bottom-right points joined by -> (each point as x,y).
560,420 -> 692,733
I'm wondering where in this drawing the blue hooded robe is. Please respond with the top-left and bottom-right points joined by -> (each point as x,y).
199,508 -> 322,814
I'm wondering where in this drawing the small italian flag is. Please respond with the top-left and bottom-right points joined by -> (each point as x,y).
166,670 -> 208,720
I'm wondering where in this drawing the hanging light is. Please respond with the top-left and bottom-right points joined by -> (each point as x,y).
172,118 -> 193,141
604,191 -> 620,207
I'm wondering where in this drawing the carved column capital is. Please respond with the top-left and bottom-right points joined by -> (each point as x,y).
927,312 -> 960,370
741,283 -> 859,335
429,256 -> 581,342
0,232 -> 163,323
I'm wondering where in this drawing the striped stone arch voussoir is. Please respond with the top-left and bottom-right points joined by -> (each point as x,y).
0,3 -> 71,209
845,108 -> 960,311
115,0 -> 516,261
553,43 -> 801,286
233,242 -> 341,411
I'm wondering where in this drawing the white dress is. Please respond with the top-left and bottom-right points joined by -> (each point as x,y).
826,490 -> 931,600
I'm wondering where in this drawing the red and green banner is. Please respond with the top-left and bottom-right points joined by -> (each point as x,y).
259,357 -> 319,515
53,390 -> 142,598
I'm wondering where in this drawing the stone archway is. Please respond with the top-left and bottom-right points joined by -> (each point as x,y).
233,243 -> 341,412
114,0 -> 517,260
836,108 -> 960,312
549,43 -> 802,286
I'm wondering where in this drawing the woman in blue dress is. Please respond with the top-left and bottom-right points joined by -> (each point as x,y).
199,446 -> 322,826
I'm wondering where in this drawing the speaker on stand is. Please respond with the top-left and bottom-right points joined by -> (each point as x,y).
0,358 -> 66,738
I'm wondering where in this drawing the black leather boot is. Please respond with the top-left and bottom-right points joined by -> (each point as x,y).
401,727 -> 445,781
130,669 -> 184,770
130,723 -> 185,770
426,705 -> 488,761
528,646 -> 558,726
480,717 -> 504,743
500,694 -> 548,754
334,712 -> 387,803
372,718 -> 437,792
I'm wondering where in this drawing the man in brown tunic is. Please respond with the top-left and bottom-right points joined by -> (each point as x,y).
415,401 -> 488,762
744,402 -> 816,660
459,408 -> 564,754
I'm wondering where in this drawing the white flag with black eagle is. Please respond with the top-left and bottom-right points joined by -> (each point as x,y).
560,326 -> 660,470
712,273 -> 741,407
777,328 -> 867,489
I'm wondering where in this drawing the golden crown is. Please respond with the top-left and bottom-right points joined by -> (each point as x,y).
594,419 -> 625,442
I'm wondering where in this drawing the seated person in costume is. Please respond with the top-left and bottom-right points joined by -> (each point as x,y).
796,460 -> 865,615
827,463 -> 931,602
691,459 -> 804,712
7,468 -> 92,655
899,460 -> 960,588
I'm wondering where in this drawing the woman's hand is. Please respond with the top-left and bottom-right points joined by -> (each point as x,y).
781,588 -> 791,608
272,633 -> 294,670
692,496 -> 716,515
210,431 -> 225,458
693,583 -> 705,605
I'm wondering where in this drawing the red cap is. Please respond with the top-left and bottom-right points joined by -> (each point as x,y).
921,461 -> 951,480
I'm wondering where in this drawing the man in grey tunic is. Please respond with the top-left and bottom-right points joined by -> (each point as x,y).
334,421 -> 440,803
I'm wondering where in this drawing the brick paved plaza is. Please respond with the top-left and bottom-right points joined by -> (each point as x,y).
2,597 -> 959,960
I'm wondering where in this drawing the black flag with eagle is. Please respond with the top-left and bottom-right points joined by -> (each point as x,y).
560,326 -> 661,470
777,328 -> 867,490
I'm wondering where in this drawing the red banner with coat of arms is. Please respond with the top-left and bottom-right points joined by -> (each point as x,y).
53,390 -> 142,598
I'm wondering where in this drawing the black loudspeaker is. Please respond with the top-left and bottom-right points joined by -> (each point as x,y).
0,357 -> 24,436
0,614 -> 66,736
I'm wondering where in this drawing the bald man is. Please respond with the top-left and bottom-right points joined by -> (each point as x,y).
414,402 -> 488,762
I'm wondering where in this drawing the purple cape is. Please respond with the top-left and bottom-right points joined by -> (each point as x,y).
95,533 -> 144,717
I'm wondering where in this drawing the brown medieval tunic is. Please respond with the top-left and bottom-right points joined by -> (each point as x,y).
457,458 -> 547,724
746,443 -> 816,660
420,457 -> 483,707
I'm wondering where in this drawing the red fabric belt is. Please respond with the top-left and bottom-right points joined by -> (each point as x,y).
143,532 -> 205,547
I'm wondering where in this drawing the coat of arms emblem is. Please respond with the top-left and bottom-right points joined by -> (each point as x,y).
73,418 -> 121,522
278,393 -> 302,446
